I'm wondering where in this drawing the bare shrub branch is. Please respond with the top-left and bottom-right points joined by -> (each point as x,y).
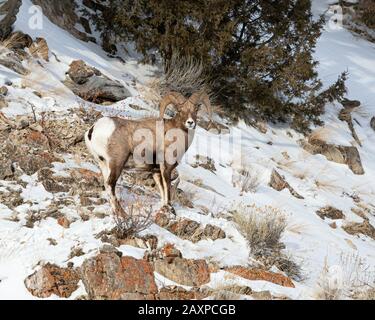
161,52 -> 210,97
232,167 -> 261,194
113,199 -> 153,239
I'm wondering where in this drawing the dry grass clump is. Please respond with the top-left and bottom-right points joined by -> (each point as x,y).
314,178 -> 342,193
233,204 -> 287,253
232,204 -> 302,280
232,167 -> 261,194
315,253 -> 375,300
308,127 -> 333,143
113,199 -> 153,239
0,32 -> 28,50
352,288 -> 375,300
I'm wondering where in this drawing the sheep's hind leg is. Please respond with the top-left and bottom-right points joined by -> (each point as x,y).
102,156 -> 128,216
159,165 -> 176,217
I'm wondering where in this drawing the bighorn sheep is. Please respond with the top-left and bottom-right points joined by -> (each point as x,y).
85,91 -> 211,214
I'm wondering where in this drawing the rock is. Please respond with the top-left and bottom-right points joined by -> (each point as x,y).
316,206 -> 345,220
64,60 -> 131,103
18,153 -> 55,175
31,0 -> 95,42
57,216 -> 71,228
0,159 -> 14,180
153,257 -> 210,287
4,31 -> 33,49
269,169 -> 304,199
29,37 -> 49,61
0,86 -> 8,96
98,230 -> 158,250
371,117 -> 375,131
79,17 -> 92,34
80,252 -> 157,300
343,221 -> 375,240
0,188 -> 23,209
341,99 -> 361,109
0,0 -> 22,40
160,243 -> 182,262
252,290 -> 273,300
66,76 -> 131,103
198,118 -> 230,134
38,168 -> 71,193
69,168 -> 102,190
25,263 -> 80,298
300,139 -> 364,175
67,60 -> 101,85
33,115 -> 93,153
0,96 -> 7,109
0,49 -> 29,75
225,266 -> 295,288
203,224 -> 226,240
99,244 -> 122,256
155,212 -> 226,242
338,146 -> 364,175
158,286 -> 208,300
338,104 -> 362,146
212,285 -> 253,299
117,236 -> 158,250
191,155 -> 216,172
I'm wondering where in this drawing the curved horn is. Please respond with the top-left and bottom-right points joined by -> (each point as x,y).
159,91 -> 186,119
189,91 -> 212,119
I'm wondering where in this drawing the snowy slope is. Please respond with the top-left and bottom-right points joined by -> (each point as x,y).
0,0 -> 374,299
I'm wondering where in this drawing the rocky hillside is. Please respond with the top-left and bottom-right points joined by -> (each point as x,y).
0,0 -> 375,300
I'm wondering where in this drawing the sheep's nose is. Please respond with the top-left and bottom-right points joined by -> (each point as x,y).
187,120 -> 194,125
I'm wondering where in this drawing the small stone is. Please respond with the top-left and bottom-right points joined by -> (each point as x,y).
0,86 -> 8,96
341,99 -> 361,109
57,216 -> 71,228
329,222 -> 337,229
0,160 -> 14,180
371,117 -> 375,131
252,290 -> 272,300
15,116 -> 29,129
317,206 -> 345,220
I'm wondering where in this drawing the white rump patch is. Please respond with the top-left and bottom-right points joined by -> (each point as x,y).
86,117 -> 116,162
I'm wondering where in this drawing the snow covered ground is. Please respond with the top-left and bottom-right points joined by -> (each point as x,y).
0,0 -> 374,299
